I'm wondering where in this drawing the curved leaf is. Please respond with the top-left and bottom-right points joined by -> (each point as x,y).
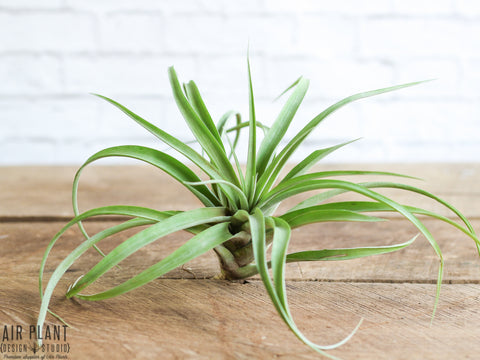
271,217 -> 291,311
286,235 -> 417,262
256,80 -> 430,201
93,93 -> 219,180
260,178 -> 444,317
168,67 -> 239,186
38,217 -> 153,346
184,80 -> 224,148
279,139 -> 360,182
292,201 -> 479,245
280,209 -> 384,229
249,209 -> 360,355
67,207 -> 230,297
274,169 -> 419,195
244,56 -> 257,205
184,179 -> 249,211
288,181 -> 478,250
73,145 -> 219,208
39,205 -> 182,298
256,77 -> 309,177
72,222 -> 233,300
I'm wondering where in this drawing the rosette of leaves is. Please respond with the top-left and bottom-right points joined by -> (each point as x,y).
38,59 -> 479,357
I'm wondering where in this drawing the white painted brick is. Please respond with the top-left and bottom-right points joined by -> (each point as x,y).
95,97 -> 170,140
296,139 -> 391,163
0,55 -> 62,95
298,99 -> 363,141
194,55 -> 268,102
379,140 -> 480,162
266,59 -> 394,100
0,13 -> 96,52
63,56 -> 196,96
50,141 -> 93,165
164,15 -> 295,56
454,0 -> 480,16
83,137 -> 175,165
1,1 -> 480,165
99,13 -> 163,52
64,0 -> 219,14
460,60 -> 480,96
164,15 -> 233,54
223,0 -> 265,14
392,0 -> 453,15
360,18 -> 480,59
233,16 -> 296,56
0,139 -> 56,165
0,99 -> 99,140
360,100 -> 478,143
395,60 -> 461,98
265,0 -> 393,15
0,0 -> 63,9
295,16 -> 357,59
164,100 -> 204,140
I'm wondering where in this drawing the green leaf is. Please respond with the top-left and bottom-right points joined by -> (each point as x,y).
259,178 -> 444,317
280,139 -> 360,182
93,92 -> 241,210
288,182 -> 479,249
168,67 -> 239,186
216,110 -> 238,136
280,209 -> 384,229
184,80 -> 224,148
274,76 -> 303,101
226,112 -> 242,159
93,93 -> 220,180
249,209 -> 360,355
184,179 -> 249,211
274,169 -> 418,195
363,182 -> 477,237
270,217 -> 291,311
72,222 -> 233,300
256,77 -> 309,177
225,133 -> 246,190
67,207 -> 230,297
261,179 -> 438,256
40,205 -> 182,298
257,80 -> 431,200
244,56 -> 257,205
226,120 -> 270,135
38,217 -> 153,346
72,145 -> 220,208
286,235 -> 417,262
293,201 -> 479,244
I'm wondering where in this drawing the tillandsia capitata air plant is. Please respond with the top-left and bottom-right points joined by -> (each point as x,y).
38,57 -> 479,358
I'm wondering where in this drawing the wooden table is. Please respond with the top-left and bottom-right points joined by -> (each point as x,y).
1,164 -> 479,359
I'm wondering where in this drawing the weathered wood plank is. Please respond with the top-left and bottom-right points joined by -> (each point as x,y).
1,276 -> 479,360
1,217 -> 479,359
1,220 -> 479,283
1,164 -> 479,359
1,164 -> 479,219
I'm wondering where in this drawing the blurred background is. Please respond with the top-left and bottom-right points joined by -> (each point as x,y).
0,0 -> 479,165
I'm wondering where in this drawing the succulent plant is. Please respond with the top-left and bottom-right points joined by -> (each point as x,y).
38,58 -> 478,357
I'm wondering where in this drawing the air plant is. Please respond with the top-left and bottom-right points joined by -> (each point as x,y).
38,58 -> 479,357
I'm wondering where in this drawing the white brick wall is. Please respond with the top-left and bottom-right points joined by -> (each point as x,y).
0,0 -> 479,165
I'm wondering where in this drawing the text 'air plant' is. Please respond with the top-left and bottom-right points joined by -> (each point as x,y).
38,58 -> 479,357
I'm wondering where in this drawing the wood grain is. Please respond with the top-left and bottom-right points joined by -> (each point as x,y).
2,277 -> 480,360
1,220 -> 478,283
1,164 -> 479,219
0,165 -> 479,359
